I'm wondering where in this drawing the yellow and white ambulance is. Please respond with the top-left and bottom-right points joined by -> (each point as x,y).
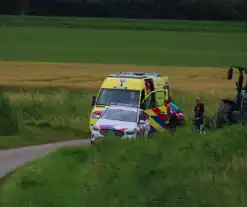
89,72 -> 171,132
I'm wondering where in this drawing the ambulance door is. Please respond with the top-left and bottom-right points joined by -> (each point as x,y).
163,85 -> 170,101
140,90 -> 168,132
153,76 -> 170,103
154,90 -> 169,126
153,76 -> 168,89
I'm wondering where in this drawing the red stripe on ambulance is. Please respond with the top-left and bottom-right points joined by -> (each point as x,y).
152,108 -> 168,122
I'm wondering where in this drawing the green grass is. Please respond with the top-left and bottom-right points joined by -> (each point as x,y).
0,15 -> 247,206
1,125 -> 247,207
1,15 -> 247,32
0,88 -> 223,149
0,89 -> 92,149
0,146 -> 92,207
0,88 -> 233,149
1,26 -> 247,66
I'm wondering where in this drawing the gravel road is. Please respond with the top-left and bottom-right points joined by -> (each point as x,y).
0,139 -> 90,178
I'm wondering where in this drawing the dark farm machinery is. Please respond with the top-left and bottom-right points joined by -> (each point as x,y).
206,66 -> 247,130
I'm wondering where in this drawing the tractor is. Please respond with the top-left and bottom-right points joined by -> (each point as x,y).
206,66 -> 247,129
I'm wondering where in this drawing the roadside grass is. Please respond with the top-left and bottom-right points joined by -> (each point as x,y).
1,27 -> 246,66
1,125 -> 247,207
0,86 -> 235,149
0,146 -> 92,207
0,89 -> 92,149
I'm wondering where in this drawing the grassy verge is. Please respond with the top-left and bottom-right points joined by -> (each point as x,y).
0,146 -> 92,207
0,89 -> 91,149
0,87 -> 234,149
1,125 -> 247,207
0,15 -> 247,32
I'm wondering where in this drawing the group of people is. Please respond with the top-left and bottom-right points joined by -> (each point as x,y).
168,96 -> 205,133
145,79 -> 205,132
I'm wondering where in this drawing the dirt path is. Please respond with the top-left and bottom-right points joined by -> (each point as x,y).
0,139 -> 90,178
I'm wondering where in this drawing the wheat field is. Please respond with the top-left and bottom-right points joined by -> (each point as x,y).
0,61 -> 236,95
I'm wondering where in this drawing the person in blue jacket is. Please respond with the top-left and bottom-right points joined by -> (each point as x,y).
168,96 -> 180,112
167,96 -> 184,126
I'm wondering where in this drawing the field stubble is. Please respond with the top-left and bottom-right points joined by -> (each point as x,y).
0,61 -> 236,95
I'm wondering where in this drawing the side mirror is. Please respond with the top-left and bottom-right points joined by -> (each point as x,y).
139,120 -> 145,124
140,101 -> 146,110
227,67 -> 233,80
91,96 -> 96,106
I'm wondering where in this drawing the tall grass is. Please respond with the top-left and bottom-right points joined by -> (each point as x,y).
1,125 -> 247,207
80,125 -> 247,207
0,93 -> 19,135
7,89 -> 92,135
0,88 -> 227,148
0,89 -> 93,148
2,89 -> 247,207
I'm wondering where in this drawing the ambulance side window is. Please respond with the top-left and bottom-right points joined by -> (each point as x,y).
155,91 -> 165,107
141,89 -> 145,102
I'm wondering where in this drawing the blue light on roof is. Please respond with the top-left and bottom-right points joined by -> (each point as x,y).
108,74 -> 146,79
109,72 -> 161,79
120,72 -> 161,77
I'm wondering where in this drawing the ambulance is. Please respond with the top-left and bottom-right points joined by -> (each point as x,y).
89,72 -> 171,133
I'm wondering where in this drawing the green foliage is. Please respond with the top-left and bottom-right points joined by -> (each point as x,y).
0,89 -> 92,149
0,88 -> 234,148
9,89 -> 91,132
80,127 -> 247,207
0,93 -> 19,135
1,0 -> 247,20
1,125 -> 247,207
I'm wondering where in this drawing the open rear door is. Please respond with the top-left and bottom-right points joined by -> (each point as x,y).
153,76 -> 169,99
140,90 -> 169,132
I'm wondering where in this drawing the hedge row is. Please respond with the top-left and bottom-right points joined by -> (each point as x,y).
1,0 -> 247,20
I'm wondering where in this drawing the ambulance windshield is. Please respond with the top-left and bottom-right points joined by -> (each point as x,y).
96,89 -> 140,107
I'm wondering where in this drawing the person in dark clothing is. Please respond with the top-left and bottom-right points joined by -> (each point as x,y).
194,97 -> 205,133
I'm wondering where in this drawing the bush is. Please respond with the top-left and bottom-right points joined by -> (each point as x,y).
0,93 -> 19,135
7,89 -> 92,134
1,0 -> 247,20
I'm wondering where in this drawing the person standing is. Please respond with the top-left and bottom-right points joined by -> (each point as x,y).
194,97 -> 205,134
